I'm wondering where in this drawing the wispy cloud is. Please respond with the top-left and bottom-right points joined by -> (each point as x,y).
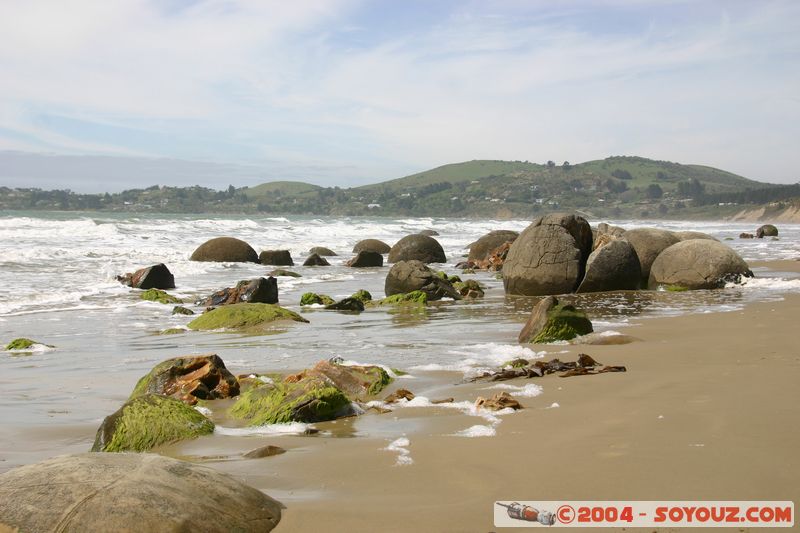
0,0 -> 798,189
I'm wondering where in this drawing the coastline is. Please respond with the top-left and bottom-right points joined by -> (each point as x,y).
201,259 -> 800,532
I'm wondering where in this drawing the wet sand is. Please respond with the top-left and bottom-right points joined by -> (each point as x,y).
202,259 -> 800,532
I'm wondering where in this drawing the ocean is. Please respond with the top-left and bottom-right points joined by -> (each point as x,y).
1,212 -> 800,471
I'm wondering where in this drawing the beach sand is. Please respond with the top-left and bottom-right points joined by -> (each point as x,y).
197,259 -> 800,532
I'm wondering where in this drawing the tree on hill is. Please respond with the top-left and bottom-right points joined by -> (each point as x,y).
611,169 -> 633,180
646,183 -> 663,199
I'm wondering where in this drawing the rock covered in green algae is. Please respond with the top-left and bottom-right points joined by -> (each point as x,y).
92,394 -> 214,452
5,338 -> 54,351
130,354 -> 239,405
230,360 -> 392,425
518,296 -> 593,344
453,279 -> 485,298
140,288 -> 182,304
437,271 -> 462,284
187,303 -> 308,333
370,290 -> 429,306
300,292 -> 335,306
350,289 -> 373,303
230,377 -> 351,426
172,305 -> 194,315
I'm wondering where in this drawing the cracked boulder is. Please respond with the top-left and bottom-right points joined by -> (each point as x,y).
577,237 -> 641,292
467,230 -> 519,264
623,228 -> 679,283
502,213 -> 593,296
0,453 -> 281,532
129,354 -> 240,405
196,277 -> 278,307
648,239 -> 753,290
385,260 -> 461,301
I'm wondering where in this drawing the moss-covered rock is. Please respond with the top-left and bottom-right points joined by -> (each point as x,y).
371,290 -> 428,306
229,378 -> 350,426
92,394 -> 214,452
519,296 -> 593,344
300,292 -> 334,306
453,279 -> 485,298
437,271 -> 462,284
5,338 -> 54,351
309,360 -> 392,398
351,289 -> 373,303
172,305 -> 194,315
140,289 -> 182,305
324,297 -> 365,312
187,303 -> 308,333
159,328 -> 187,335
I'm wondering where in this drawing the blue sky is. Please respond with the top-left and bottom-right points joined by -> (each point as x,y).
0,0 -> 798,192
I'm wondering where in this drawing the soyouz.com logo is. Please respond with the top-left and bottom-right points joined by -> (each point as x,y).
494,501 -> 794,527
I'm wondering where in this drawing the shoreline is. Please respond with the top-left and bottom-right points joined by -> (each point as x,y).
201,259 -> 800,531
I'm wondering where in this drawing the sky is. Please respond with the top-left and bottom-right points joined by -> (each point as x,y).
0,0 -> 798,192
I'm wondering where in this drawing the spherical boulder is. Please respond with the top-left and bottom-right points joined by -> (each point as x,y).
0,453 -> 281,532
190,237 -> 258,263
353,238 -> 391,254
309,246 -> 337,256
467,230 -> 519,262
502,213 -> 593,296
387,234 -> 446,264
648,239 -> 753,290
675,231 -> 718,241
259,250 -> 293,266
577,238 -> 641,293
385,260 -> 460,300
623,228 -> 679,281
756,224 -> 778,238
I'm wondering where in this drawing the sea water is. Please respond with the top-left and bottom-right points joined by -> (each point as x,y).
0,212 -> 799,470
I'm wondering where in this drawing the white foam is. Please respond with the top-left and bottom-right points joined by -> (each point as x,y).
482,383 -> 544,398
453,424 -> 496,437
383,436 -> 413,466
732,277 -> 800,291
194,406 -> 212,416
6,342 -> 55,354
214,422 -> 311,436
411,343 -> 547,378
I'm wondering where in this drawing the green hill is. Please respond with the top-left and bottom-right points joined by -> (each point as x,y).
244,181 -> 321,199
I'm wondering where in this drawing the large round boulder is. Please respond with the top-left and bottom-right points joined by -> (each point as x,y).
577,238 -> 641,293
0,453 -> 281,532
623,228 -> 680,281
467,230 -> 519,262
387,234 -> 446,264
502,213 -> 593,296
353,238 -> 391,254
648,239 -> 753,290
309,246 -> 337,256
675,231 -> 718,241
385,260 -> 461,301
190,237 -> 258,263
756,224 -> 778,238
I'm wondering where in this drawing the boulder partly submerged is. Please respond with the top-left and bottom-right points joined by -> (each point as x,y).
518,296 -> 593,344
187,303 -> 308,333
0,453 -> 281,532
92,394 -> 214,452
387,234 -> 446,264
577,238 -> 641,293
756,224 -> 778,238
259,249 -> 294,266
468,230 -> 519,263
345,250 -> 384,267
353,238 -> 391,254
623,228 -> 680,282
196,277 -> 278,307
130,354 -> 239,405
503,213 -> 593,296
303,253 -> 330,266
116,263 -> 175,290
648,239 -> 753,290
190,237 -> 259,263
385,260 -> 461,301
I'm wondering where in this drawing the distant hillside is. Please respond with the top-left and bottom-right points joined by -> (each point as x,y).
243,181 -> 321,199
358,160 -> 542,192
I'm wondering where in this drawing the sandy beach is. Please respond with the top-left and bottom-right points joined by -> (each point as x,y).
185,259 -> 799,532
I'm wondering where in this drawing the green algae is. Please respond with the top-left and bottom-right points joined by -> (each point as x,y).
92,394 -> 214,453
140,288 -> 182,305
230,379 -> 349,426
453,279 -> 485,298
436,271 -> 462,284
5,338 -> 53,351
158,328 -> 187,335
300,292 -> 335,306
350,289 -> 373,303
187,303 -> 308,333
531,304 -> 593,344
371,291 -> 428,306
172,305 -> 194,315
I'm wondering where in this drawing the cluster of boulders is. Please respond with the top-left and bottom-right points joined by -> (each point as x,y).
740,224 -> 779,239
497,213 -> 752,295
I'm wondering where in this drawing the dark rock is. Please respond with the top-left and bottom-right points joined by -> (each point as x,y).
385,260 -> 462,301
190,237 -> 258,263
309,246 -> 337,256
324,297 -> 365,312
577,238 -> 641,292
243,445 -> 286,459
345,251 -> 384,267
116,263 -> 175,289
0,453 -> 281,532
518,296 -> 593,344
172,305 -> 194,316
269,269 -> 301,277
197,277 -> 278,307
453,279 -> 485,298
388,234 -> 446,264
259,250 -> 294,266
467,230 -> 519,263
418,229 -> 439,236
739,233 -> 755,239
384,389 -> 415,403
92,394 -> 214,452
130,354 -> 240,405
303,253 -> 330,266
756,224 -> 778,238
623,228 -> 679,282
352,238 -> 391,254
502,213 -> 593,296
648,240 -> 753,290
